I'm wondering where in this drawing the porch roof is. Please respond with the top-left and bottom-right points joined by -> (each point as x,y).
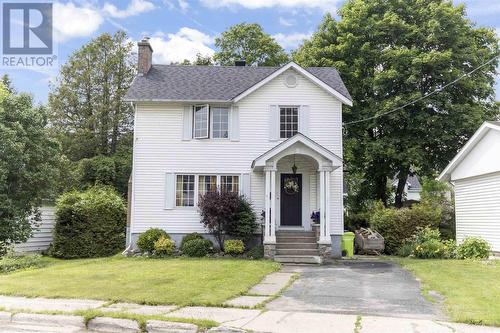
251,133 -> 343,169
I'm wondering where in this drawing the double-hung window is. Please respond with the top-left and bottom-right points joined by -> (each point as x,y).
211,106 -> 229,139
198,175 -> 217,196
193,105 -> 229,139
280,106 -> 298,139
194,105 -> 209,139
221,175 -> 239,193
176,175 -> 195,207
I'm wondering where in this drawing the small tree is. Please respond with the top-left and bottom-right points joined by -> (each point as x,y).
198,190 -> 240,250
226,196 -> 257,245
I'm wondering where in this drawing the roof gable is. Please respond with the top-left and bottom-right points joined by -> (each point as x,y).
233,62 -> 353,106
438,122 -> 500,181
124,62 -> 352,104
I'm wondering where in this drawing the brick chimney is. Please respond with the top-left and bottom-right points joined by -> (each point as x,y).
138,37 -> 153,75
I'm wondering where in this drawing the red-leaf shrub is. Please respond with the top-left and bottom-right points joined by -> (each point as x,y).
198,190 -> 240,250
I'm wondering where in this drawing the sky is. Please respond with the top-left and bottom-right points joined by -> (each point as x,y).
1,0 -> 499,104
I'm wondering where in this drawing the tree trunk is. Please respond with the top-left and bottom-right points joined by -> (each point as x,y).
395,168 -> 409,208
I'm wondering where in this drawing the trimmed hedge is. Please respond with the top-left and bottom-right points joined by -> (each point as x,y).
154,236 -> 175,257
137,228 -> 169,254
182,239 -> 213,257
50,186 -> 126,258
224,239 -> 245,255
370,201 -> 440,254
181,233 -> 204,249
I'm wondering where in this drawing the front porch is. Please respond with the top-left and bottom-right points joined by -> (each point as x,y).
251,134 -> 343,262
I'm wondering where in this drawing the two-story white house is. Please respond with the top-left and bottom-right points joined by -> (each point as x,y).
124,38 -> 353,263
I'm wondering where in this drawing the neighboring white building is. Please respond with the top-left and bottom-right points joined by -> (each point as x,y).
14,205 -> 55,253
438,121 -> 500,254
392,173 -> 422,202
124,38 -> 353,262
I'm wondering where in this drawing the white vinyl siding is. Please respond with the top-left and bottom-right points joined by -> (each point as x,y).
14,205 -> 55,253
132,68 -> 344,234
454,171 -> 500,252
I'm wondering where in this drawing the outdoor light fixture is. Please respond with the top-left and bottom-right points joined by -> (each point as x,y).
292,155 -> 298,174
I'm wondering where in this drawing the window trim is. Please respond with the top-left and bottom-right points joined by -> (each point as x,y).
279,105 -> 300,139
193,104 -> 210,139
175,174 -> 196,208
210,105 -> 230,140
191,104 -> 231,140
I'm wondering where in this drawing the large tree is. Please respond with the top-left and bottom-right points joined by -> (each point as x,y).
0,79 -> 60,253
295,0 -> 499,208
214,23 -> 289,66
49,31 -> 135,161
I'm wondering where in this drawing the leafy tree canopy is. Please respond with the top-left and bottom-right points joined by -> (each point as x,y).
214,23 -> 289,66
295,0 -> 499,208
0,80 -> 60,253
49,31 -> 135,161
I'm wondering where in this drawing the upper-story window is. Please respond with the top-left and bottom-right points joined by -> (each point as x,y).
280,106 -> 298,139
193,105 -> 229,139
194,105 -> 209,139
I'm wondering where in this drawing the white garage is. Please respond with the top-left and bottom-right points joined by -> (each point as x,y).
438,121 -> 500,254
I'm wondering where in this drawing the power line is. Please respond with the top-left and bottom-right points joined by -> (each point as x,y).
343,55 -> 499,126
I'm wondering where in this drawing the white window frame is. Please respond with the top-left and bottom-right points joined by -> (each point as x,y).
193,104 -> 209,139
210,106 -> 230,139
175,174 -> 196,207
172,173 -> 241,208
279,105 -> 299,139
198,174 -> 217,197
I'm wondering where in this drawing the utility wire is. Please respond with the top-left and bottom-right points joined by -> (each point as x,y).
343,55 -> 499,126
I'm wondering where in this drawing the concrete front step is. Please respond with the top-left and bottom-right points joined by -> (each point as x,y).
276,249 -> 320,256
276,236 -> 317,243
276,242 -> 318,249
276,231 -> 315,237
274,255 -> 322,264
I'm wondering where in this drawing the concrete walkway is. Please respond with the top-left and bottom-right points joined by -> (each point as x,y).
266,259 -> 444,320
1,306 -> 499,333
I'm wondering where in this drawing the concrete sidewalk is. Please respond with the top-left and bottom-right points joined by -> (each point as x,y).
1,307 -> 499,333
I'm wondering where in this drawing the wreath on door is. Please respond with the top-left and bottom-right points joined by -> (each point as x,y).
283,177 -> 300,195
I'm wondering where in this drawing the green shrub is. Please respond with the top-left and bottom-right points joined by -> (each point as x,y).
442,239 -> 458,259
456,237 -> 491,259
224,239 -> 245,255
413,239 -> 447,259
369,201 -> 440,254
50,186 -> 126,259
226,197 -> 258,245
0,253 -> 46,273
182,239 -> 213,257
344,211 -> 370,232
397,241 -> 415,257
248,245 -> 264,259
413,226 -> 441,244
137,228 -> 169,254
154,236 -> 176,257
181,233 -> 204,249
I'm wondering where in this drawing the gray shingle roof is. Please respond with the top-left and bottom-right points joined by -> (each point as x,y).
125,64 -> 352,102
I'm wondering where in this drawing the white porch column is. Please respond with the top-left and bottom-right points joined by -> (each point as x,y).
318,167 -> 332,244
264,166 -> 276,244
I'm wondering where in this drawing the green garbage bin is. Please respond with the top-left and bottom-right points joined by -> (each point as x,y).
341,232 -> 355,257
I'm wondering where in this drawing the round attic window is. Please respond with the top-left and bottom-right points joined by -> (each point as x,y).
284,74 -> 298,88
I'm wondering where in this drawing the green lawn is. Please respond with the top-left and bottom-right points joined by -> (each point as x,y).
0,256 -> 279,306
397,258 -> 500,326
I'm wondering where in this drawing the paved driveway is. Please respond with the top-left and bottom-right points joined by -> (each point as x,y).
266,259 -> 444,320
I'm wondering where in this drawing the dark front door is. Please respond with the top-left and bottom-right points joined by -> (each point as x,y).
280,174 -> 302,226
